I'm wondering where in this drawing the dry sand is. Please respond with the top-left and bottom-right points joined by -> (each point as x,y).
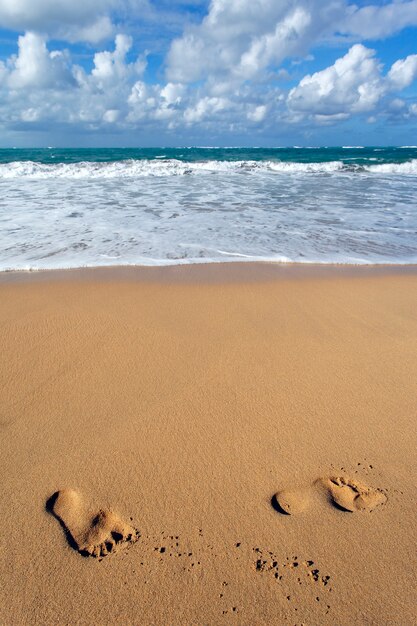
0,263 -> 416,625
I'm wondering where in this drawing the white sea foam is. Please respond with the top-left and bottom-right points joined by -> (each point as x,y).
1,158 -> 417,179
267,160 -> 345,173
1,156 -> 417,271
364,159 -> 417,174
0,158 -> 323,178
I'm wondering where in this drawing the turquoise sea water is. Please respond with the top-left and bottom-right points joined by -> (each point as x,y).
0,147 -> 416,269
0,146 -> 417,165
1,146 -> 417,166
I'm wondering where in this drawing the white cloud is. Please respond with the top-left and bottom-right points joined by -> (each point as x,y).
63,16 -> 114,44
1,33 -> 416,136
127,81 -> 157,120
287,45 -> 417,123
90,34 -> 143,88
0,1 -> 417,140
184,96 -> 231,123
160,82 -> 185,105
0,34 -> 150,132
314,112 -> 350,124
0,0 -> 416,53
128,80 -> 149,106
0,0 -> 118,42
388,54 -> 417,90
342,0 -> 417,39
247,105 -> 267,123
0,61 -> 7,82
166,0 -> 417,89
288,45 -> 384,116
166,0 -> 344,84
8,32 -> 74,89
103,108 -> 120,123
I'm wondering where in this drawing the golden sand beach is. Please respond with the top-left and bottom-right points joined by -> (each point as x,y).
0,263 -> 416,625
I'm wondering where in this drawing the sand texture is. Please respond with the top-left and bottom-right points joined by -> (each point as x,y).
0,264 -> 416,625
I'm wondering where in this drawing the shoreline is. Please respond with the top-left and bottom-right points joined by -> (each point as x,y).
2,259 -> 417,286
1,265 -> 416,624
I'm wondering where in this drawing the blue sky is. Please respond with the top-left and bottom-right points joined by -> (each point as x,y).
0,0 -> 416,147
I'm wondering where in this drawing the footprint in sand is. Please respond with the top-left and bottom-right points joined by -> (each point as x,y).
321,476 -> 387,512
274,475 -> 387,515
47,488 -> 140,558
272,488 -> 311,515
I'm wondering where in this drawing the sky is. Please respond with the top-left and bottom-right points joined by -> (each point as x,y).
0,0 -> 416,147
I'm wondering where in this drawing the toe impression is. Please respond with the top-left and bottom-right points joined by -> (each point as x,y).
48,489 -> 140,558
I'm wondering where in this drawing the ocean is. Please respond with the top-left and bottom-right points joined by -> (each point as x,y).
0,146 -> 416,270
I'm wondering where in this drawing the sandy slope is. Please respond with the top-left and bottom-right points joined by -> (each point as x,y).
0,264 -> 416,625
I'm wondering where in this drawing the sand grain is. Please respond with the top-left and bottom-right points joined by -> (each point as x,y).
0,264 -> 416,625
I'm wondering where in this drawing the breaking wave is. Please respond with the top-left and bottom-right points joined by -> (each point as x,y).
0,158 -> 417,179
1,147 -> 417,271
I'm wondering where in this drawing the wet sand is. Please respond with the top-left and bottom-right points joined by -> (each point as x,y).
0,263 -> 416,625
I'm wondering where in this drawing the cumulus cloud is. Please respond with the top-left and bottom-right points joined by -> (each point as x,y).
160,82 -> 185,105
288,45 -> 384,116
127,81 -> 157,121
8,32 -> 75,89
184,96 -> 231,123
166,0 -> 417,89
387,54 -> 417,90
0,1 -> 417,139
89,34 -> 145,88
287,45 -> 417,122
0,34 -> 149,130
1,32 -> 416,137
166,0 -> 344,84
